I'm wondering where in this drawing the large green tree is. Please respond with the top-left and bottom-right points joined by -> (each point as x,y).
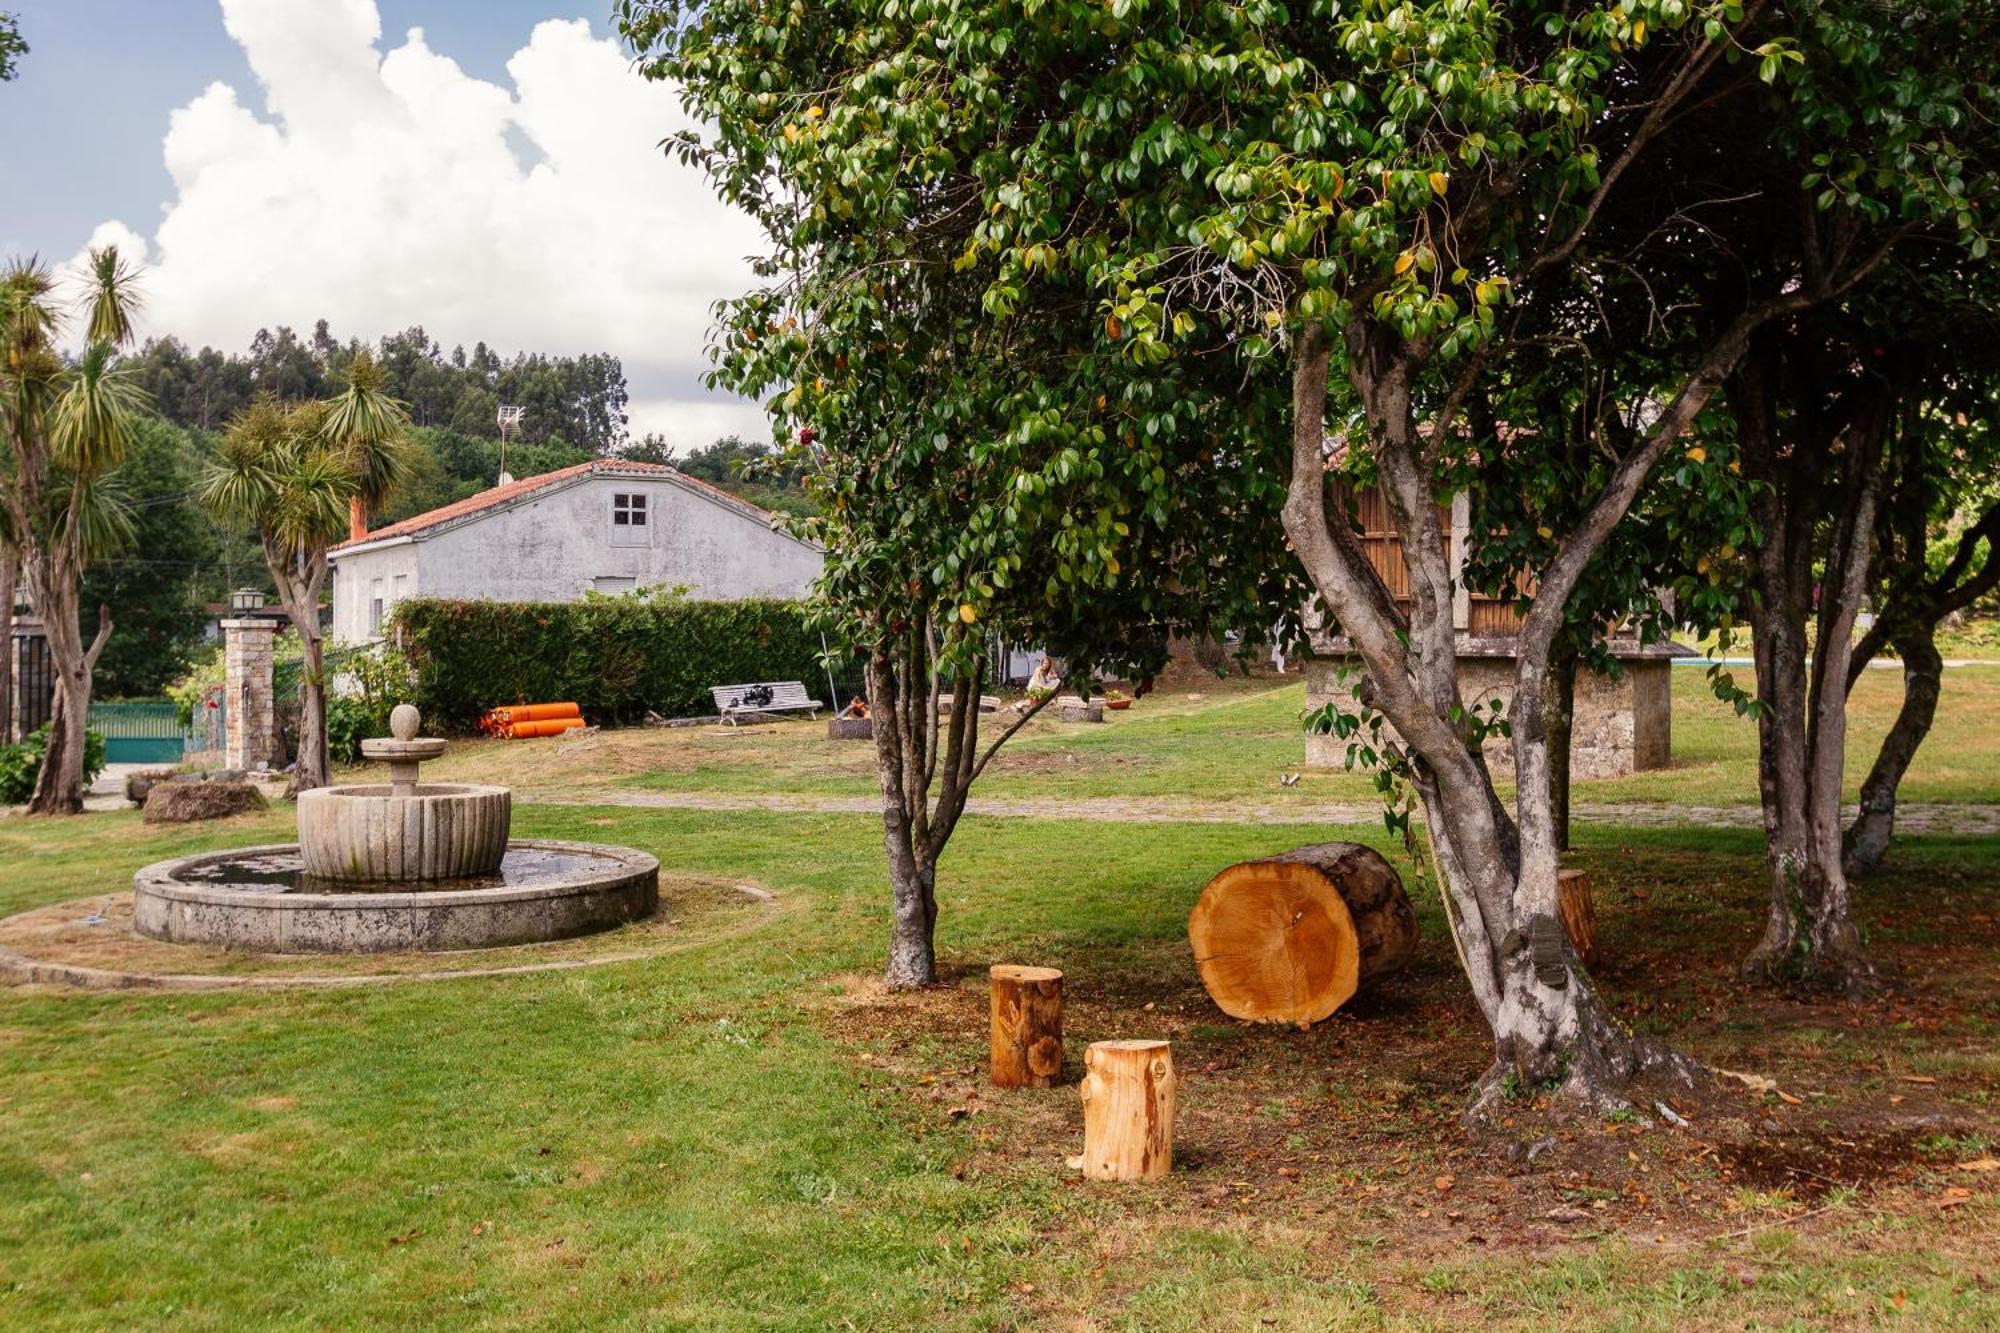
80,418 -> 219,697
636,0 -> 1987,1108
0,251 -> 145,813
625,0 -> 1303,987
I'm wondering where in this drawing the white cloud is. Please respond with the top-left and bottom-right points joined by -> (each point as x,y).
77,1 -> 769,445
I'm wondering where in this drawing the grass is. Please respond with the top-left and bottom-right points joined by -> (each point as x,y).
407,662 -> 2000,810
2,799 -> 1997,1328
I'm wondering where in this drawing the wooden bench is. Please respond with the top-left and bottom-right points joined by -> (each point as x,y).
711,681 -> 824,724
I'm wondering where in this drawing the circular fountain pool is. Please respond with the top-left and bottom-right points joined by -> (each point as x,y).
133,839 -> 659,953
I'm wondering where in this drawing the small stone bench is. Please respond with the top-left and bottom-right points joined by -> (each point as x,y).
711,681 -> 824,725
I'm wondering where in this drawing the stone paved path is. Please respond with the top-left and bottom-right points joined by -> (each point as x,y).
547,789 -> 2000,836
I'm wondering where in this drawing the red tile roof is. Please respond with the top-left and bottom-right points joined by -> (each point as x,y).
337,459 -> 783,549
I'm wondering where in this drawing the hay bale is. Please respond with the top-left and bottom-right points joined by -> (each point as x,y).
142,779 -> 266,825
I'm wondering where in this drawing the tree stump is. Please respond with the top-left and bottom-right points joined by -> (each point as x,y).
1557,868 -> 1600,968
989,965 -> 1065,1088
1188,842 -> 1418,1026
1078,1039 -> 1175,1181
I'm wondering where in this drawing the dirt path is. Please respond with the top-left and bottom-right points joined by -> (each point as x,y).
545,789 -> 2000,835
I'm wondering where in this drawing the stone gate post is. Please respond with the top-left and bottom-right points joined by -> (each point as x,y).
221,618 -> 278,770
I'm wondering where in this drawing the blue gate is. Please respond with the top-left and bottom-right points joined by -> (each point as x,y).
88,701 -> 187,764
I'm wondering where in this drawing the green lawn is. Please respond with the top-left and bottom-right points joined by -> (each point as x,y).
2,802 -> 1997,1328
424,662 -> 2000,810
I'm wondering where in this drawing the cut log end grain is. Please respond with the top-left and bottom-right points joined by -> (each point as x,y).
1187,842 -> 1418,1027
989,965 -> 1065,1089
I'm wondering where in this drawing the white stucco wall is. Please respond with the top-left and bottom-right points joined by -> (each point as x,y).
330,473 -> 823,646
331,539 -> 419,644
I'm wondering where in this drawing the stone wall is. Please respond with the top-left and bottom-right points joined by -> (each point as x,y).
1304,652 -> 1673,780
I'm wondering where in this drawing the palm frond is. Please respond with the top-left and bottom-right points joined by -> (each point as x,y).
82,247 -> 143,348
322,348 -> 412,508
54,466 -> 136,561
50,341 -> 148,475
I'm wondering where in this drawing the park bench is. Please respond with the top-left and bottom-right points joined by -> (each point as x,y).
711,680 -> 824,724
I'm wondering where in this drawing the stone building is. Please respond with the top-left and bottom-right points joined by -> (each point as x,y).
328,459 -> 823,645
1303,488 -> 1680,779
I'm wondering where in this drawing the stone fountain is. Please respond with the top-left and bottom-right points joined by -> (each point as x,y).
133,707 -> 657,953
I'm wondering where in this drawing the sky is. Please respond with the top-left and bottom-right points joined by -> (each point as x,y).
0,0 -> 771,446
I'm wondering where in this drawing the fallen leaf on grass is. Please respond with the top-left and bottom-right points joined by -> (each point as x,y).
389,1228 -> 421,1246
1955,1156 -> 2000,1173
1434,1175 -> 1455,1193
1776,1090 -> 1803,1106
470,1220 -> 492,1237
1938,1187 -> 1973,1209
1899,1075 -> 1938,1085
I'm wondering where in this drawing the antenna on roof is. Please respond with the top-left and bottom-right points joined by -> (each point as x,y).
496,405 -> 525,486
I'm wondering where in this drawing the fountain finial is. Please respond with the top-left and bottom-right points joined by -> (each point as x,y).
390,704 -> 420,742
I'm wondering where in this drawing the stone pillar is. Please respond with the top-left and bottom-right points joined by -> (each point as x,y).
222,618 -> 278,771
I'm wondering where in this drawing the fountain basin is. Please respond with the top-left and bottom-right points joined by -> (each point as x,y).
133,839 -> 659,953
296,782 -> 511,881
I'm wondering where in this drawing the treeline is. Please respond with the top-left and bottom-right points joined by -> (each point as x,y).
127,322 -> 630,454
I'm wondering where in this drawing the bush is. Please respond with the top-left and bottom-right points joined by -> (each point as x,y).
0,727 -> 109,804
393,595 -> 833,729
325,643 -> 417,763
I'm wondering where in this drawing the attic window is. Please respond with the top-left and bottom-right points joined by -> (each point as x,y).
612,493 -> 648,527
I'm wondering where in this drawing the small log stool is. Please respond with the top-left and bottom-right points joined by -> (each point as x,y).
989,965 -> 1065,1088
1078,1039 -> 1176,1181
1558,868 -> 1600,968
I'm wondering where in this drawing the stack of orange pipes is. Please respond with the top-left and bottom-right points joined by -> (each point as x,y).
478,702 -> 586,739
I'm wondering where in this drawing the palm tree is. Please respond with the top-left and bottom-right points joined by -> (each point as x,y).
0,250 -> 144,813
201,351 -> 409,791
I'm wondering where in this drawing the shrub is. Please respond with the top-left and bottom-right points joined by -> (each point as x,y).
0,727 -> 109,804
392,596 -> 835,729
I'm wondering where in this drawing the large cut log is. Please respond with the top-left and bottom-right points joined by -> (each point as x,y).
1078,1039 -> 1175,1181
1187,842 -> 1418,1026
1557,867 -> 1600,968
989,964 -> 1065,1088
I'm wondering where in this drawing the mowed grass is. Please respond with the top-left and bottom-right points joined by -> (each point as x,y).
412,663 -> 2000,810
1,803 -> 1997,1328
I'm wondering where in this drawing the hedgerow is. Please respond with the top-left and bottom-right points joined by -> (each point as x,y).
391,594 -> 829,729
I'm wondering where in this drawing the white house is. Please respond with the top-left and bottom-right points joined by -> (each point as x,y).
329,460 -> 823,644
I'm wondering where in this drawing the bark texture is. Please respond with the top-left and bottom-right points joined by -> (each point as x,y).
989,965 -> 1065,1088
1732,348 -> 1884,995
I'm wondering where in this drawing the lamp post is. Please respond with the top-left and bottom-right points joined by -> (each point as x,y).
230,587 -> 266,615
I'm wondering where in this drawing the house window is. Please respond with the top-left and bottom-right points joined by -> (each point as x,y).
369,578 -> 385,634
593,576 -> 637,595
610,492 -> 649,547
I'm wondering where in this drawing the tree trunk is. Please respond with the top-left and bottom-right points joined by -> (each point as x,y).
1188,842 -> 1417,1025
989,965 -> 1065,1088
1544,643 -> 1579,852
1845,625 -> 1941,878
1737,374 -> 1883,996
1078,1040 -> 1175,1181
0,547 -> 15,744
24,588 -> 106,815
293,620 -> 329,791
1280,319 -> 1725,1119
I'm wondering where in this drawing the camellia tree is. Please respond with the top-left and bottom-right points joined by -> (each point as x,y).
622,0 -> 1305,987
0,251 -> 145,814
642,0 -> 1992,1108
200,352 -> 409,792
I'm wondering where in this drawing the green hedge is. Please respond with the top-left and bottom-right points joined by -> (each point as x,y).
392,596 -> 831,730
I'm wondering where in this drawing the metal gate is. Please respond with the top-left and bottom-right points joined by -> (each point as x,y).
87,701 -> 186,764
10,628 -> 53,740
